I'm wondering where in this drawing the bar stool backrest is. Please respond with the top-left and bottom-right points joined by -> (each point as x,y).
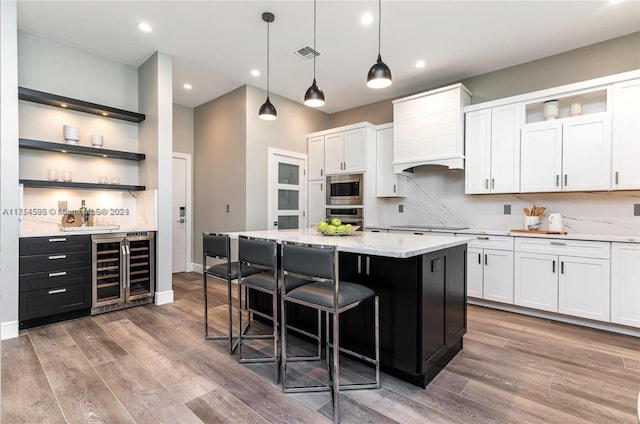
282,241 -> 336,283
238,236 -> 277,271
203,232 -> 230,261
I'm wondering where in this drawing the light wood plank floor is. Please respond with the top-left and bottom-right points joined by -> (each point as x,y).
2,272 -> 640,423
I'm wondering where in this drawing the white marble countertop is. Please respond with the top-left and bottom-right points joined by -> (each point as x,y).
20,227 -> 156,238
226,228 -> 473,258
369,226 -> 640,244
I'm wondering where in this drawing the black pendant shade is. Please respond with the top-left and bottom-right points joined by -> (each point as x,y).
304,78 -> 325,107
259,12 -> 277,120
367,54 -> 392,89
258,96 -> 277,120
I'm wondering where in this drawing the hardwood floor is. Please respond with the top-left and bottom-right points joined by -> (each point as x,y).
3,271 -> 640,423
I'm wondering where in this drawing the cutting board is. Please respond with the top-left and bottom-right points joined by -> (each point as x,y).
510,229 -> 567,235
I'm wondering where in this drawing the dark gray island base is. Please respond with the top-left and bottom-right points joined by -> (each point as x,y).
252,243 -> 467,388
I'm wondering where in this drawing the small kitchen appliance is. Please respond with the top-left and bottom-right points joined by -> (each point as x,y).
326,173 -> 363,206
548,213 -> 564,232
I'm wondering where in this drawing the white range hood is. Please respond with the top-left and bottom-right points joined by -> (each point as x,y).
392,83 -> 471,173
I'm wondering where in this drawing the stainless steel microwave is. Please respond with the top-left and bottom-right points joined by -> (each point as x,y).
326,174 -> 363,205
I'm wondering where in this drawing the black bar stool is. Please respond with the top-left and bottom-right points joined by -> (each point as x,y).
280,240 -> 380,424
202,232 -> 259,354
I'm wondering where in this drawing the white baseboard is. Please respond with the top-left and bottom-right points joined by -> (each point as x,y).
192,263 -> 203,274
1,320 -> 19,340
186,262 -> 194,272
154,290 -> 174,305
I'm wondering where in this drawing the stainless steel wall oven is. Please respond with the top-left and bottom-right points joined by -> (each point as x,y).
326,173 -> 363,205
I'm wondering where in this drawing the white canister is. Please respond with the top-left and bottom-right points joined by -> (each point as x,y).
525,216 -> 541,230
543,100 -> 559,120
91,134 -> 104,147
548,213 -> 564,232
570,102 -> 583,116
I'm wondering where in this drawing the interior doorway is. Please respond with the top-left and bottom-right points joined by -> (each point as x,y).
172,153 -> 192,273
267,148 -> 308,230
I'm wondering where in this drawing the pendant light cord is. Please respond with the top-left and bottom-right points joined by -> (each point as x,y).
377,0 -> 382,57
313,0 -> 317,79
266,19 -> 270,96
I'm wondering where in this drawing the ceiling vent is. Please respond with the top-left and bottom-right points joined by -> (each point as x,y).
293,46 -> 320,61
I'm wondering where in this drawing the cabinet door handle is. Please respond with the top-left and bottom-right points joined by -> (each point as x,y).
48,238 -> 67,242
48,255 -> 66,260
48,288 -> 67,295
48,271 -> 67,277
491,178 -> 495,189
615,171 -> 619,185
485,179 -> 489,189
320,183 -> 323,191
357,255 -> 362,273
550,241 -> 566,246
477,236 -> 489,240
393,184 -> 396,193
564,174 -> 568,186
552,260 -> 556,273
478,253 -> 482,264
556,175 -> 560,187
484,254 -> 488,266
365,256 -> 370,275
561,261 -> 564,274
320,169 -> 323,177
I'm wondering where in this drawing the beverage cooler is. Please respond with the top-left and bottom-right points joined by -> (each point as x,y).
91,231 -> 155,314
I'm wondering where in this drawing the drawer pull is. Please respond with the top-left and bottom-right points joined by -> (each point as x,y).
477,236 -> 489,240
414,232 -> 423,235
48,288 -> 67,295
48,255 -> 67,260
48,238 -> 67,242
550,241 -> 566,246
48,271 -> 67,277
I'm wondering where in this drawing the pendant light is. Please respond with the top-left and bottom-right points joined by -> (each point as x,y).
259,12 -> 277,120
304,0 -> 325,107
366,0 -> 392,89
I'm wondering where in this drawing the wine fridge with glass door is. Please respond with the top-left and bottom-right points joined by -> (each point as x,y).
91,231 -> 155,314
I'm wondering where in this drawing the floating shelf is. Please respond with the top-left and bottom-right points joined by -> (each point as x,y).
19,139 -> 145,161
20,179 -> 146,191
18,87 -> 145,123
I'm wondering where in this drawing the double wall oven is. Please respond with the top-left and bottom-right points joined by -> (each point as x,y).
91,231 -> 155,314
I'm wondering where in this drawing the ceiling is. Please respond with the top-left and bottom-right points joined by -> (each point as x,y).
16,1 -> 640,114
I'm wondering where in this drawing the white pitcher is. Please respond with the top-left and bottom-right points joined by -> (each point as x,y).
548,213 -> 563,232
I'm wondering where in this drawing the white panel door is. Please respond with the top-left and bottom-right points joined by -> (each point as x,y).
562,113 -> 611,191
464,109 -> 491,194
520,121 -> 563,192
343,128 -> 367,173
558,256 -> 610,322
482,249 -> 514,304
307,136 -> 325,180
611,243 -> 640,328
612,79 -> 640,190
324,132 -> 344,175
514,252 -> 558,312
307,179 -> 325,227
490,104 -> 521,193
269,152 -> 306,230
172,156 -> 187,273
467,247 -> 484,298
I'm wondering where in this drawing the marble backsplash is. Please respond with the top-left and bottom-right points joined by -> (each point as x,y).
377,167 -> 640,236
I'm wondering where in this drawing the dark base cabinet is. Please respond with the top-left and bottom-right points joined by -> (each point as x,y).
19,235 -> 92,329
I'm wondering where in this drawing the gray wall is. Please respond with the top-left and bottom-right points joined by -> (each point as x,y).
173,103 -> 194,155
193,86 -> 248,258
329,31 -> 640,127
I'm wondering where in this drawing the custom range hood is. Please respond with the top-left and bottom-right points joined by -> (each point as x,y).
392,83 -> 471,172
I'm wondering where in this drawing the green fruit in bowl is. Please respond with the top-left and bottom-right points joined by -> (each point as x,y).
318,221 -> 329,228
331,218 -> 342,227
345,224 -> 352,230
336,225 -> 347,234
325,225 -> 337,235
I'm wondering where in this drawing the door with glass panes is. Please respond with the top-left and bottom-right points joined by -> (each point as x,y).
269,150 -> 307,230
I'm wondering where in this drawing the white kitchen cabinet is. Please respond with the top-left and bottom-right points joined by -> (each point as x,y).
610,243 -> 640,328
514,238 -> 610,322
514,252 -> 558,312
376,124 -> 406,197
465,104 -> 521,194
521,113 -> 610,192
308,136 -> 325,180
612,79 -> 640,190
324,128 -> 367,175
392,83 -> 471,172
307,179 -> 325,227
466,235 -> 514,304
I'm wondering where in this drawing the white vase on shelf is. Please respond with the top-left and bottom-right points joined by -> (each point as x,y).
570,102 -> 583,116
63,125 -> 79,144
543,100 -> 559,120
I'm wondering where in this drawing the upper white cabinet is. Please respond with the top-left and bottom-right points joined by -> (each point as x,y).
324,128 -> 367,175
307,136 -> 325,180
393,83 -> 471,172
611,242 -> 640,328
376,124 -> 406,197
520,121 -> 563,192
323,132 -> 345,174
465,104 -> 521,194
612,78 -> 640,190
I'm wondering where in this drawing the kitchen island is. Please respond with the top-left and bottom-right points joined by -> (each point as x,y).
227,228 -> 472,388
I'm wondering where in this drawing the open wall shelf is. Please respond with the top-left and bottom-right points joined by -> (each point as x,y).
19,87 -> 146,123
20,179 -> 146,191
19,139 -> 145,161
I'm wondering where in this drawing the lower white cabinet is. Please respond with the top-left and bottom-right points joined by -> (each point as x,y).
307,179 -> 325,226
611,242 -> 640,328
514,238 -> 610,322
466,235 -> 514,304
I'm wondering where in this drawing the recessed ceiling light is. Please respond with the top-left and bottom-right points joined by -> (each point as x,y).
101,112 -> 108,116
138,22 -> 152,32
361,13 -> 373,25
251,69 -> 260,77
416,60 -> 426,69
183,83 -> 193,90
60,103 -> 67,108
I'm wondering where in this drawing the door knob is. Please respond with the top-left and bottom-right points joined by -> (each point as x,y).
176,218 -> 185,223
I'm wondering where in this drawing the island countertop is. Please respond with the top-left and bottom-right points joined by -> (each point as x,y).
226,228 -> 473,259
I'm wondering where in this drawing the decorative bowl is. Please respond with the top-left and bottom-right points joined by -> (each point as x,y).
316,225 -> 360,236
